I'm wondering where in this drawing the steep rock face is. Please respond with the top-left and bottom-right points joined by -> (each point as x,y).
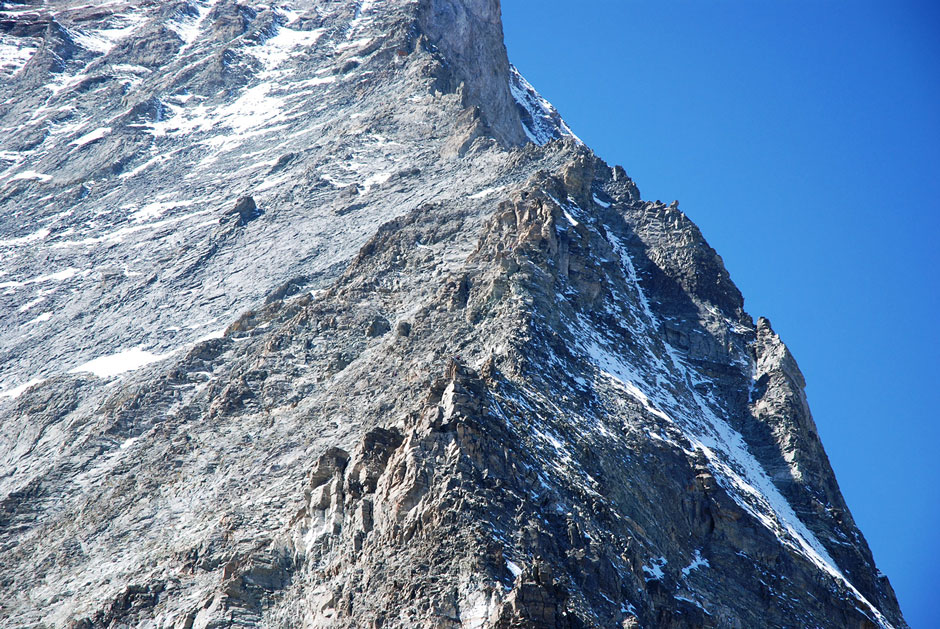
417,0 -> 525,146
1,0 -> 535,393
0,1 -> 905,628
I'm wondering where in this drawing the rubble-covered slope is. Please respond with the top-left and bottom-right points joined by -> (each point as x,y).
0,1 -> 905,627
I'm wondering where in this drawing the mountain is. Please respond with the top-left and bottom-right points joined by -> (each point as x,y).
0,1 -> 907,627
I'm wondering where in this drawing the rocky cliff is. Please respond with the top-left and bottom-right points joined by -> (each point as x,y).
0,1 -> 906,627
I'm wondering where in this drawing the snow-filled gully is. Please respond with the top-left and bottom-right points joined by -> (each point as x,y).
568,221 -> 893,628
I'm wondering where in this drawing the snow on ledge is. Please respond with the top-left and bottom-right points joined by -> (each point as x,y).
681,549 -> 710,577
69,347 -> 172,379
11,170 -> 52,183
70,127 -> 112,148
0,378 -> 44,399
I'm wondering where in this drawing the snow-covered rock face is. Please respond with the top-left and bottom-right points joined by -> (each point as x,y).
509,65 -> 582,146
0,2 -> 906,628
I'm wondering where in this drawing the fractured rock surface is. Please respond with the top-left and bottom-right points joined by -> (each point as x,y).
0,1 -> 906,627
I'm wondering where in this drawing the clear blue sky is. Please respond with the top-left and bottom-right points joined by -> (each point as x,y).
501,1 -> 939,626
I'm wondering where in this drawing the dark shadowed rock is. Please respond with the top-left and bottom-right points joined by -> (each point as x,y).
225,195 -> 262,226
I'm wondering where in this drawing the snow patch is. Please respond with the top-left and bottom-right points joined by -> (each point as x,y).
681,550 -> 710,577
11,171 -> 52,183
168,0 -> 218,46
118,150 -> 180,179
24,312 -> 52,326
0,267 -> 82,290
195,328 -> 226,343
292,75 -> 336,89
0,378 -> 44,399
71,12 -> 148,54
543,190 -> 581,227
70,347 -> 172,379
469,185 -> 504,200
146,82 -> 290,144
674,593 -> 712,616
642,557 -> 667,582
131,200 -> 195,222
249,24 -> 325,74
70,127 -> 112,148
18,295 -> 47,312
0,33 -> 40,77
361,171 -> 391,191
0,227 -> 51,247
50,209 -> 211,248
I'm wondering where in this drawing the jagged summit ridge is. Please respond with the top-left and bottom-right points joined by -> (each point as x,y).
0,1 -> 905,628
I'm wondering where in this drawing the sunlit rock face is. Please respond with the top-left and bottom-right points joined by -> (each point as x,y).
0,2 -> 906,628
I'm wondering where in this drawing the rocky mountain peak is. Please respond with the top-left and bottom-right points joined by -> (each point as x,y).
0,1 -> 905,627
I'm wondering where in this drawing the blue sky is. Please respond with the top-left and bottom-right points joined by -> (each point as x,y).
501,1 -> 939,626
